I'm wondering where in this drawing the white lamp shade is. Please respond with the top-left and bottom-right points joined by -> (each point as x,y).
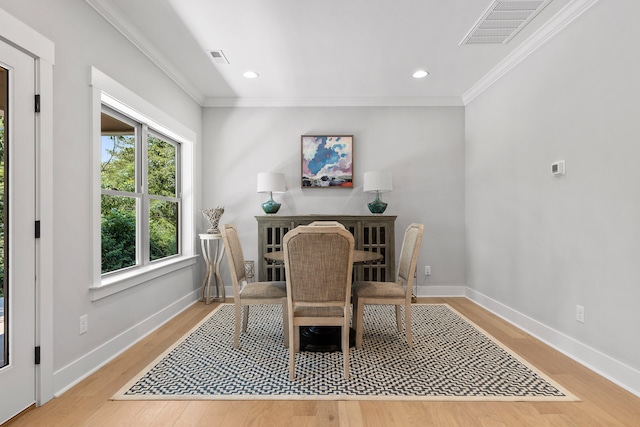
363,171 -> 392,193
257,172 -> 287,193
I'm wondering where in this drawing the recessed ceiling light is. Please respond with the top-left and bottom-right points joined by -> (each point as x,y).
243,71 -> 259,79
412,70 -> 429,79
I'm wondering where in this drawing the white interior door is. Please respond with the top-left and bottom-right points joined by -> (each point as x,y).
0,39 -> 37,424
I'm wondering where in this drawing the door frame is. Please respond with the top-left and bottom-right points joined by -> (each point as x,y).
0,9 -> 54,406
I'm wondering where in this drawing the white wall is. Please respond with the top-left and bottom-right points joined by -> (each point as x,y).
202,106 -> 466,292
466,0 -> 640,392
0,0 -> 203,393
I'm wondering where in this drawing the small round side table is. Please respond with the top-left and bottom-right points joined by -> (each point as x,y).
199,233 -> 226,304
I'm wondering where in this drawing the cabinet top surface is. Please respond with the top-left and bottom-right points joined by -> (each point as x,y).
255,214 -> 397,220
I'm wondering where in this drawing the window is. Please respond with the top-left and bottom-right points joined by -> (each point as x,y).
90,67 -> 196,300
101,107 -> 181,275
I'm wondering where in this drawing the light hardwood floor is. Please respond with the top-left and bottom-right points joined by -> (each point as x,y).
5,297 -> 640,426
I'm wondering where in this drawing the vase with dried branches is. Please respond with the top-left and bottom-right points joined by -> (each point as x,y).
201,206 -> 224,234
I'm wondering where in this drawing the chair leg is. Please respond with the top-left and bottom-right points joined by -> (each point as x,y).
242,305 -> 249,333
282,299 -> 289,348
343,319 -> 350,379
289,322 -> 296,380
395,305 -> 402,332
355,298 -> 365,349
351,294 -> 357,336
234,303 -> 242,348
405,302 -> 413,347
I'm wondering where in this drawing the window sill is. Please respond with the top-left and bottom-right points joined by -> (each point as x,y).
90,255 -> 199,301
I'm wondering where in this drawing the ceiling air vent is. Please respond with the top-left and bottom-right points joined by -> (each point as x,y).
461,0 -> 552,45
209,50 -> 230,64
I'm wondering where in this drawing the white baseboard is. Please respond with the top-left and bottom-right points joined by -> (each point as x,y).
52,284 -> 640,400
52,289 -> 200,396
465,287 -> 640,398
417,285 -> 466,297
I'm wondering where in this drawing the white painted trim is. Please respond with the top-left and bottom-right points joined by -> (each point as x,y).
90,256 -> 198,301
0,8 -> 54,64
90,83 -> 102,291
53,290 -> 200,396
53,282 -> 640,399
90,67 -> 196,144
35,57 -> 54,405
465,287 -> 640,398
203,96 -> 464,108
84,1 -> 465,108
87,0 -> 602,108
0,7 -> 56,407
90,67 -> 198,297
415,284 -> 640,397
85,0 -> 204,105
462,0 -> 601,105
417,285 -> 466,297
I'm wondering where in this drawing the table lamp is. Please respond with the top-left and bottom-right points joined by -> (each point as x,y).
257,172 -> 286,214
363,171 -> 392,214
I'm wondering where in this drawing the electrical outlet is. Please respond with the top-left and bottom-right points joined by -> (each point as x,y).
424,266 -> 431,276
576,305 -> 584,323
79,314 -> 88,335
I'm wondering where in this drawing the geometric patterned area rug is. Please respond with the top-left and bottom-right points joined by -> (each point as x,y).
113,304 -> 577,401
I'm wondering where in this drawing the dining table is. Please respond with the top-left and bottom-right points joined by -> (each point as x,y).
263,249 -> 383,265
264,249 -> 383,352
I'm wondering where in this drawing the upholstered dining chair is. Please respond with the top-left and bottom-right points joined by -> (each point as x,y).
283,225 -> 355,379
221,224 -> 288,349
351,223 -> 424,349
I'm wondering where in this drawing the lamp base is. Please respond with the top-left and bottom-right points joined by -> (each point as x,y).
367,194 -> 387,214
261,197 -> 281,214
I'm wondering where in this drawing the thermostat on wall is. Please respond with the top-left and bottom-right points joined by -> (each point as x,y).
551,160 -> 565,176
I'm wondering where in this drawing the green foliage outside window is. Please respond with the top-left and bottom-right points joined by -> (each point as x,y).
101,134 -> 135,273
101,131 -> 179,274
101,196 -> 136,272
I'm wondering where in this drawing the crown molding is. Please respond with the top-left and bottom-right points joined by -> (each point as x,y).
85,0 -> 462,108
86,0 -> 600,109
203,96 -> 464,108
462,0 -> 601,105
85,0 -> 205,106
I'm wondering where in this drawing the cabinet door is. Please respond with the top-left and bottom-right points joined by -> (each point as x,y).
258,220 -> 292,281
358,221 -> 395,282
339,221 -> 358,238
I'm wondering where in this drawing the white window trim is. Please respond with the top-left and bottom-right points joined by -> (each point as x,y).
89,67 -> 197,301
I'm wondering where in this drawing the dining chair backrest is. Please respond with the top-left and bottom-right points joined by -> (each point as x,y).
396,223 -> 424,299
284,226 -> 354,305
221,224 -> 248,293
307,220 -> 346,230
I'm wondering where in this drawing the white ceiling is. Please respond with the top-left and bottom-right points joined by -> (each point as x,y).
87,0 -> 595,107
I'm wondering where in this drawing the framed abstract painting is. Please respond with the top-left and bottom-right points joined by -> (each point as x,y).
301,135 -> 353,188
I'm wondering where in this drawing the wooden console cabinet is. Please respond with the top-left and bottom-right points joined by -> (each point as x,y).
256,215 -> 396,283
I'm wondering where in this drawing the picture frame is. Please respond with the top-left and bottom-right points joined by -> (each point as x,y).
301,135 -> 353,188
